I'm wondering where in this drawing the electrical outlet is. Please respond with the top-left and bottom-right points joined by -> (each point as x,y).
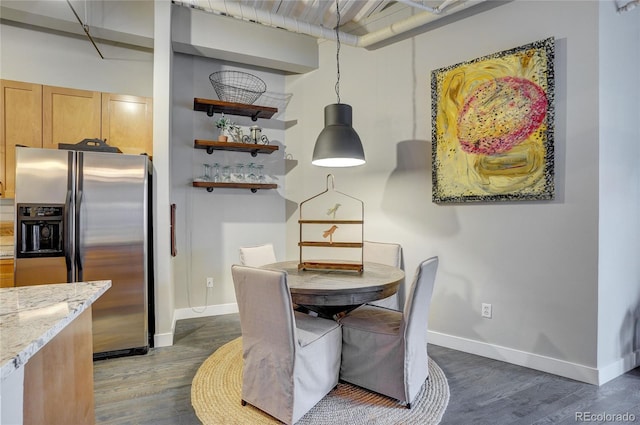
481,303 -> 492,318
206,277 -> 214,288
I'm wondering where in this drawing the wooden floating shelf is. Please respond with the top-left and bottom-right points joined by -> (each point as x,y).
193,98 -> 278,121
193,181 -> 278,193
298,242 -> 363,248
298,220 -> 364,224
298,261 -> 364,272
194,139 -> 279,156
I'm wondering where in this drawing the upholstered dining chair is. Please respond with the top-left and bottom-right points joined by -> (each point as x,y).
231,265 -> 342,424
239,243 -> 277,267
363,241 -> 405,310
338,256 -> 439,408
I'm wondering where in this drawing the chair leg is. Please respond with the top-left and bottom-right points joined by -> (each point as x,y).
241,400 -> 247,406
406,402 -> 411,409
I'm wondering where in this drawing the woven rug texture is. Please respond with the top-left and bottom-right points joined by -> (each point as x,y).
191,337 -> 449,424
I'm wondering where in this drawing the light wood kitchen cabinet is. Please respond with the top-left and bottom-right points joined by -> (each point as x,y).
42,85 -> 102,150
102,93 -> 153,156
0,259 -> 14,288
1,81 -> 153,199
0,80 -> 43,199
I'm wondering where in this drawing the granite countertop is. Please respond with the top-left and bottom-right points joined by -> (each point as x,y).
0,280 -> 111,381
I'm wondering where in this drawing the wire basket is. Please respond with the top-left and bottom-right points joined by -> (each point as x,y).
209,71 -> 267,104
256,91 -> 293,117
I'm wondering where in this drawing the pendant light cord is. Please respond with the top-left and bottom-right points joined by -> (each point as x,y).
335,0 -> 341,104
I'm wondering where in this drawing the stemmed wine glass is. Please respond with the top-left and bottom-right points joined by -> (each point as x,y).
233,163 -> 245,182
246,163 -> 257,183
195,163 -> 211,182
211,163 -> 220,182
256,164 -> 266,183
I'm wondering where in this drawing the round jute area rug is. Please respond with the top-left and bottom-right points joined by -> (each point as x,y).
191,337 -> 449,425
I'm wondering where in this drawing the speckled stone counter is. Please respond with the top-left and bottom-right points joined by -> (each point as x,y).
0,280 -> 111,381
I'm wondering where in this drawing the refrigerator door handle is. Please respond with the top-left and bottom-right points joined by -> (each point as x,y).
76,152 -> 84,282
64,189 -> 73,282
76,189 -> 84,281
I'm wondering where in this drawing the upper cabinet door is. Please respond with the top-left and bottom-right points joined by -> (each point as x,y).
101,93 -> 153,157
1,80 -> 43,199
43,85 -> 101,150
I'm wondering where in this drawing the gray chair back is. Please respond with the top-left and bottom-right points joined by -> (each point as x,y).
231,264 -> 342,424
363,241 -> 405,310
402,256 -> 439,401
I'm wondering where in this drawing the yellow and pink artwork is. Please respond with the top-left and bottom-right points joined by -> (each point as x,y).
431,38 -> 555,203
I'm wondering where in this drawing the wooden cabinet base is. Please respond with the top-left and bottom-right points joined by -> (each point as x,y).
23,308 -> 95,425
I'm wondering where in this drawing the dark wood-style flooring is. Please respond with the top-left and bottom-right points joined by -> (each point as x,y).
94,314 -> 640,424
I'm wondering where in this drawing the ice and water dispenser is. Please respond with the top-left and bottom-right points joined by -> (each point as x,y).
16,204 -> 65,258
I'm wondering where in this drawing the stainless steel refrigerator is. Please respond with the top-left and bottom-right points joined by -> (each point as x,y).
14,146 -> 153,359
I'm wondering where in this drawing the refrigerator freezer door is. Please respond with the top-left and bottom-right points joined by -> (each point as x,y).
78,151 -> 149,355
14,147 -> 75,286
14,257 -> 69,286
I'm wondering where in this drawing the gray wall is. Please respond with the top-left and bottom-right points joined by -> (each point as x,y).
597,1 -> 640,378
283,0 -> 639,384
170,53 -> 287,315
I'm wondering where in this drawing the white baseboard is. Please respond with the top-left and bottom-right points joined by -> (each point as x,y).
173,303 -> 239,321
427,330 -> 602,385
154,331 -> 174,348
152,309 -> 177,348
153,303 -> 238,348
597,350 -> 640,385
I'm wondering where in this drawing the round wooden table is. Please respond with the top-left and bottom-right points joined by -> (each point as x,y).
263,261 -> 405,317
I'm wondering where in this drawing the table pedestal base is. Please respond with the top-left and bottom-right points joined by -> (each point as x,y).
297,304 -> 360,320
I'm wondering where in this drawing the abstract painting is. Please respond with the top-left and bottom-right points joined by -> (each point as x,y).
431,37 -> 555,203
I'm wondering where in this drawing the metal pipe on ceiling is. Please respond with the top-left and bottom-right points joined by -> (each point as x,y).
394,0 -> 458,14
358,0 -> 486,48
202,0 -> 359,45
195,0 -> 487,49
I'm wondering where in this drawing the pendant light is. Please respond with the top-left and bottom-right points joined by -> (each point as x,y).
312,0 -> 365,167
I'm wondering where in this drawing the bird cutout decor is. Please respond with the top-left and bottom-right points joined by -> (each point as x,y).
322,225 -> 339,244
326,203 -> 341,219
298,174 -> 364,272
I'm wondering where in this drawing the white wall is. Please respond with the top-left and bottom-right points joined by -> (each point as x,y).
0,22 -> 153,96
285,0 -> 609,383
151,0 -> 175,347
597,1 -> 640,382
0,0 -> 154,48
170,54 -> 287,315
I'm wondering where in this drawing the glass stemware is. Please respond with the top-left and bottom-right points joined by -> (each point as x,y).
246,163 -> 257,183
211,163 -> 220,182
221,165 -> 231,182
256,164 -> 266,183
233,163 -> 245,182
195,163 -> 211,182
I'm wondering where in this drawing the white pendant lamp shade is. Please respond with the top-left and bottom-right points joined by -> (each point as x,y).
312,103 -> 365,167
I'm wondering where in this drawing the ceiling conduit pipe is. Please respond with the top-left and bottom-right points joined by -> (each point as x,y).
357,0 -> 487,48
394,0 -> 459,14
203,0 -> 359,46
198,0 -> 487,49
